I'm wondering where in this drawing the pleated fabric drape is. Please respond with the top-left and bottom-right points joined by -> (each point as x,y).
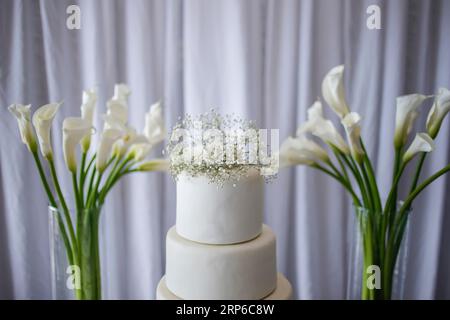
0,0 -> 449,299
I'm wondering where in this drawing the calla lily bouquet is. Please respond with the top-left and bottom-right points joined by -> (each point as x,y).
8,84 -> 168,299
280,65 -> 450,300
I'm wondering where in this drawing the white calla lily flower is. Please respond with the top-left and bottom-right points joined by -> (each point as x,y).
296,101 -> 323,136
426,88 -> 450,138
81,88 -> 97,124
322,65 -> 350,118
106,99 -> 128,126
8,104 -> 37,153
403,133 -> 435,163
80,88 -> 97,152
279,135 -> 329,167
103,113 -> 127,132
32,102 -> 61,159
298,101 -> 349,154
63,117 -> 92,172
105,84 -> 130,126
307,100 -> 324,121
102,115 -> 150,157
96,128 -> 123,172
144,101 -> 166,145
341,112 -> 364,163
137,158 -> 169,172
127,143 -> 153,162
308,119 -> 349,154
394,93 -> 428,148
113,83 -> 130,101
113,126 -> 148,157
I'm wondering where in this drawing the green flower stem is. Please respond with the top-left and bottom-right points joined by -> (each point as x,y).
388,146 -> 402,213
361,187 -> 379,266
48,159 -> 78,258
383,235 -> 396,299
111,156 -> 132,180
396,163 -> 450,229
79,209 -> 93,299
391,213 -> 409,269
383,146 -> 403,266
341,154 -> 371,210
32,151 -> 57,206
85,158 -> 97,207
329,150 -> 350,182
98,157 -> 132,203
363,231 -> 374,299
380,161 -> 406,267
387,214 -> 410,298
359,162 -> 375,213
101,160 -> 157,202
79,153 -> 87,205
358,210 -> 376,300
348,155 -> 373,209
335,155 -> 350,182
72,172 -> 82,213
85,154 -> 96,172
97,156 -> 121,195
54,211 -> 74,266
357,211 -> 369,299
93,173 -> 103,203
123,168 -> 140,175
326,153 -> 364,207
385,162 -> 406,230
360,140 -> 382,211
92,208 -> 102,299
408,153 -> 427,198
101,169 -> 132,200
362,146 -> 384,261
72,171 -> 85,298
86,169 -> 97,207
123,160 -> 137,172
312,164 -> 361,207
87,172 -> 103,209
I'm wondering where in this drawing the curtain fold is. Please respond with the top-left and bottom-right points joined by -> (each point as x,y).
0,0 -> 449,299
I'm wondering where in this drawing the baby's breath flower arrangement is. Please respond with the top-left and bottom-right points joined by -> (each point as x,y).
165,110 -> 277,185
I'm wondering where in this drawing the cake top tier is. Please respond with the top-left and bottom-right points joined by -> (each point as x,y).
165,110 -> 278,184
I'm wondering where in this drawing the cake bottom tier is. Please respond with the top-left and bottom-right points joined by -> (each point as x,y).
166,225 -> 277,299
156,273 -> 292,300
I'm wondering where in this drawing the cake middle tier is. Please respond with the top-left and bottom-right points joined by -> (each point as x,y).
166,225 -> 277,300
176,171 -> 264,244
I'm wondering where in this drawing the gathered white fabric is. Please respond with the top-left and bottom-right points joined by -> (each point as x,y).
1,0 -> 450,299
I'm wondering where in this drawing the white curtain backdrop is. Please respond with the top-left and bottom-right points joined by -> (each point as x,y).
1,0 -> 450,299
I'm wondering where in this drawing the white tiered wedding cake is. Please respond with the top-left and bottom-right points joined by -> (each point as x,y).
156,111 -> 292,300
156,169 -> 292,300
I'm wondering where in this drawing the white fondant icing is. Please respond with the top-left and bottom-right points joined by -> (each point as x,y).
165,225 -> 277,300
156,273 -> 292,300
176,170 -> 264,244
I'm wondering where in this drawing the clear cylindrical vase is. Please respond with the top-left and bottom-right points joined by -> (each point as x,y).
48,205 -> 103,300
347,204 -> 411,300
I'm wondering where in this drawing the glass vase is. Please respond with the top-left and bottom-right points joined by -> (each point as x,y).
48,205 -> 103,300
347,204 -> 411,300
